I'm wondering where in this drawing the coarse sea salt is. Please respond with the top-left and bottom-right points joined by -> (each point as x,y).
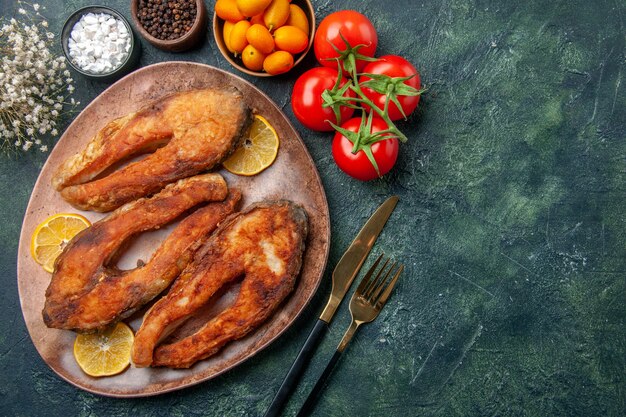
68,12 -> 131,74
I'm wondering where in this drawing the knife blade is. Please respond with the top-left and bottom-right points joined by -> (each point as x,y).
319,195 -> 399,323
263,196 -> 399,417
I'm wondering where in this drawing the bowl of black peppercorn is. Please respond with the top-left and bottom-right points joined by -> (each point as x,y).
131,0 -> 207,52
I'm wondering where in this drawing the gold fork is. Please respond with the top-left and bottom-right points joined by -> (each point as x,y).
296,254 -> 404,417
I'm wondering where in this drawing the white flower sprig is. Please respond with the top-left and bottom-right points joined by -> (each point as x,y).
0,2 -> 79,154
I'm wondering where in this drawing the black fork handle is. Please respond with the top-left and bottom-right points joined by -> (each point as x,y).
264,319 -> 328,417
295,349 -> 343,417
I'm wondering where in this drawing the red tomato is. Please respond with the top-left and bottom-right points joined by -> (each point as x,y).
332,117 -> 399,181
291,67 -> 355,132
360,55 -> 421,121
314,10 -> 378,72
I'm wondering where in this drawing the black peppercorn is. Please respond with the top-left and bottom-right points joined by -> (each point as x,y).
137,0 -> 197,40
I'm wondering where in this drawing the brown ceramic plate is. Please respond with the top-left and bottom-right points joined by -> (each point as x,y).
16,62 -> 330,397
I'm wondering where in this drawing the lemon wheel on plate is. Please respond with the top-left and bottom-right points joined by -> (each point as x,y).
73,322 -> 134,377
223,114 -> 280,176
30,212 -> 91,273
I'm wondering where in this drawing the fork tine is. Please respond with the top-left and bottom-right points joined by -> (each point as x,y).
354,253 -> 384,295
374,264 -> 404,305
368,261 -> 396,301
363,258 -> 390,298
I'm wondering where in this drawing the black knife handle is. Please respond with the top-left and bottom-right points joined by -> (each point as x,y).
295,350 -> 343,417
264,319 -> 328,417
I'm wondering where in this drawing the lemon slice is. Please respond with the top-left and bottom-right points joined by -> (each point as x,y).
30,213 -> 91,273
73,322 -> 134,377
223,115 -> 279,176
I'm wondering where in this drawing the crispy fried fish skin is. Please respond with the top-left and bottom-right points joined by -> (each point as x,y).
53,88 -> 252,212
131,200 -> 308,368
44,191 -> 241,332
43,173 -> 234,331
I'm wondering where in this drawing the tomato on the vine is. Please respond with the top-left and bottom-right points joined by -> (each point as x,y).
291,67 -> 355,132
359,55 -> 421,121
314,10 -> 378,72
332,116 -> 399,181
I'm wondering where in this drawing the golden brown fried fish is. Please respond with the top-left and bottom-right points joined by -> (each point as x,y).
53,88 -> 252,212
131,200 -> 308,368
43,173 -> 238,332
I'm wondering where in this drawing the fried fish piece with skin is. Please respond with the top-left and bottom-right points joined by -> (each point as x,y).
131,200 -> 308,368
43,173 -> 237,332
44,191 -> 240,331
53,88 -> 252,212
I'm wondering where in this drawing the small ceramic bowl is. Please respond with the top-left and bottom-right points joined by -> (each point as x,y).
130,0 -> 207,52
61,6 -> 141,82
213,0 -> 316,77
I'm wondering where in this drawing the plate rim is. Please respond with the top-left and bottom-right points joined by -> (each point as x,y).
16,61 -> 330,397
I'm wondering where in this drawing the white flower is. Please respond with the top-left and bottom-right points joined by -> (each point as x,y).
0,3 -> 76,153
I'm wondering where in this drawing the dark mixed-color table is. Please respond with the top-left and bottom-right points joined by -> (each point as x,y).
1,0 -> 624,416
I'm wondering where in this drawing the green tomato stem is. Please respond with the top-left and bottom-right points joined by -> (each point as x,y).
323,36 -> 414,178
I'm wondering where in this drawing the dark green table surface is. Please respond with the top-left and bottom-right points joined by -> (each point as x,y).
1,0 -> 624,416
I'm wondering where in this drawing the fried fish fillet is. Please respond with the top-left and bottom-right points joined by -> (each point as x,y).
43,173 -> 238,332
52,88 -> 252,212
131,200 -> 308,368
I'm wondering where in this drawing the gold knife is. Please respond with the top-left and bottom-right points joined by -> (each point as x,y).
264,196 -> 399,417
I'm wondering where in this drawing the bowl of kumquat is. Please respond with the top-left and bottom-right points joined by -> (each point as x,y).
213,0 -> 315,76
